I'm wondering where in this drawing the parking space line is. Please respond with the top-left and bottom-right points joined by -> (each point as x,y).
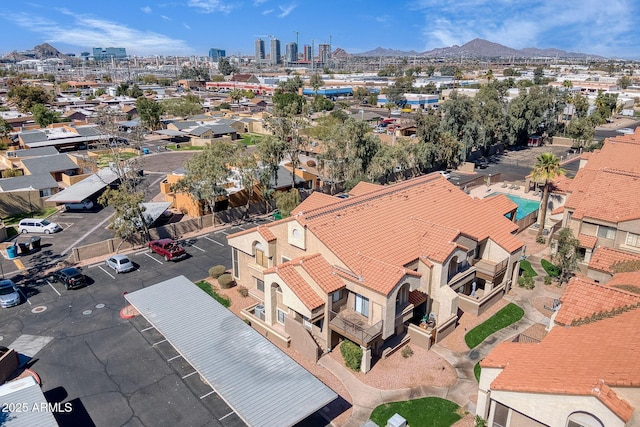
219,412 -> 235,421
141,326 -> 155,332
203,236 -> 224,246
98,266 -> 115,279
46,280 -> 61,297
220,231 -> 229,236
190,244 -> 206,253
182,371 -> 198,379
152,339 -> 167,347
12,259 -> 25,271
17,288 -> 31,305
167,354 -> 182,362
145,253 -> 163,264
202,391 -> 217,400
88,263 -> 102,269
133,248 -> 149,256
213,230 -> 225,234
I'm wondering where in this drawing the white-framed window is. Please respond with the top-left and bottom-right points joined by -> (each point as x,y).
256,278 -> 264,293
355,294 -> 369,318
277,309 -> 287,324
232,248 -> 239,278
597,225 -> 616,240
331,290 -> 341,303
626,232 -> 640,248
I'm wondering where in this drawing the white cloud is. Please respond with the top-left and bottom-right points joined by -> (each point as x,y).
253,0 -> 268,5
187,0 -> 235,14
277,2 -> 296,18
262,9 -> 273,15
141,6 -> 152,14
6,11 -> 194,56
184,23 -> 191,30
161,15 -> 171,21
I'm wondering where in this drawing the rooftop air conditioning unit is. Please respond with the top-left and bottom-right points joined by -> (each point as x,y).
254,304 -> 265,321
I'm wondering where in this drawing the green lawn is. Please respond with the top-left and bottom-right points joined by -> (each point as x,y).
474,362 -> 482,382
165,144 -> 203,151
240,134 -> 262,146
370,397 -> 463,427
465,303 -> 525,349
195,280 -> 230,307
3,207 -> 59,226
541,259 -> 560,277
519,259 -> 537,277
96,152 -> 138,168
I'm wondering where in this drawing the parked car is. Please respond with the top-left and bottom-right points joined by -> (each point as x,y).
437,170 -> 451,179
148,239 -> 187,262
105,254 -> 135,274
0,279 -> 21,308
18,218 -> 62,234
475,158 -> 489,169
51,267 -> 86,290
64,199 -> 94,211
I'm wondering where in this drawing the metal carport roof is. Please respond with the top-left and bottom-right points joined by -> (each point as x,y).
46,167 -> 120,203
125,276 -> 337,427
0,376 -> 58,426
141,201 -> 172,225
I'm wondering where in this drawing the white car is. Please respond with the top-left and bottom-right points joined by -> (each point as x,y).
437,171 -> 451,179
617,128 -> 634,135
65,199 -> 94,211
105,254 -> 135,274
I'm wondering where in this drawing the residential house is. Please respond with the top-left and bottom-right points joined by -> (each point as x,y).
559,131 -> 640,283
0,173 -> 58,197
227,174 -> 524,372
20,154 -> 80,182
477,275 -> 640,426
15,124 -> 107,151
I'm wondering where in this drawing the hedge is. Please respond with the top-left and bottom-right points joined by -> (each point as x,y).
209,265 -> 227,279
541,259 -> 560,277
218,273 -> 235,289
340,340 -> 362,371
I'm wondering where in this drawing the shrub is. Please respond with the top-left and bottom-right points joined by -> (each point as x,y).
218,273 -> 235,289
237,285 -> 249,297
401,345 -> 414,358
536,235 -> 546,244
195,280 -> 230,307
544,276 -> 553,286
209,265 -> 227,279
306,159 -> 316,167
518,275 -> 535,289
340,340 -> 362,371
541,259 -> 561,277
519,260 -> 537,278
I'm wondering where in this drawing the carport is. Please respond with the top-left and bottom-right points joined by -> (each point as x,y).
46,167 -> 120,204
0,376 -> 58,426
124,276 -> 337,427
141,202 -> 172,225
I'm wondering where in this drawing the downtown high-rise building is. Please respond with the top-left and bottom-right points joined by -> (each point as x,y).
208,48 -> 226,61
285,42 -> 298,64
303,45 -> 312,62
270,38 -> 281,65
254,38 -> 265,62
318,44 -> 330,64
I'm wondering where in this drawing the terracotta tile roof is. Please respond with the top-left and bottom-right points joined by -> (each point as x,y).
479,194 -> 518,217
415,221 -> 460,264
257,225 -> 277,242
550,205 -> 564,215
291,192 -> 339,215
294,253 -> 344,294
484,307 -> 640,423
408,290 -> 427,306
292,174 -> 522,295
226,217 -> 293,240
582,137 -> 640,174
549,174 -> 572,194
554,277 -> 640,326
577,233 -> 597,249
606,271 -> 640,294
588,246 -> 640,273
565,168 -> 640,222
264,261 -> 324,311
349,181 -> 382,196
333,253 -> 421,295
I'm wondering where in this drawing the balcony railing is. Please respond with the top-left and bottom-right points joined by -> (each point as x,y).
474,258 -> 509,278
329,309 -> 383,346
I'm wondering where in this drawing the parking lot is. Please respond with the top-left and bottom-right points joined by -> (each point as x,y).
0,222 -> 268,427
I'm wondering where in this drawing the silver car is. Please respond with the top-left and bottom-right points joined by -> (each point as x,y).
105,254 -> 135,274
0,279 -> 21,308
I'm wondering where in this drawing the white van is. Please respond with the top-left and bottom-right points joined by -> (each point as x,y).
18,218 -> 62,234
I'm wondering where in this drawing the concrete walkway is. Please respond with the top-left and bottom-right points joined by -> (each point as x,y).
317,245 -> 559,426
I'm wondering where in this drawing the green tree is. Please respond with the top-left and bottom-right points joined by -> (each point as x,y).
128,84 -> 143,98
553,228 -> 580,283
384,75 -> 415,105
0,117 -> 12,139
309,73 -> 324,95
218,58 -> 234,76
136,97 -> 163,130
142,74 -> 159,84
277,75 -> 303,93
594,90 -> 618,120
485,69 -> 494,83
256,135 -> 286,187
272,92 -> 305,116
234,150 -> 262,218
617,75 -> 632,90
31,103 -> 59,127
352,86 -> 369,102
367,93 -> 379,106
178,66 -> 210,81
311,95 -> 334,112
571,93 -> 590,118
95,87 -> 106,96
533,66 -> 545,85
507,86 -> 563,146
439,91 -> 479,158
8,85 -> 52,112
273,188 -> 300,217
242,90 -> 255,100
115,83 -> 129,97
453,68 -> 464,87
229,89 -> 244,104
161,96 -> 202,118
531,152 -> 565,237
99,188 -> 148,246
565,116 -> 595,148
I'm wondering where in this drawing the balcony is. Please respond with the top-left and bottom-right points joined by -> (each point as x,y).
473,258 -> 509,280
329,309 -> 383,347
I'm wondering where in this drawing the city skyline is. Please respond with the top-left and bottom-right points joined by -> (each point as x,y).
1,1 -> 639,59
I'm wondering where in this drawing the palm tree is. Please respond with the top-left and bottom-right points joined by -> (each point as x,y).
531,152 -> 565,237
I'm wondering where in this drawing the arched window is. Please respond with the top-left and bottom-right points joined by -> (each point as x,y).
448,255 -> 459,279
567,412 -> 604,427
253,242 -> 268,267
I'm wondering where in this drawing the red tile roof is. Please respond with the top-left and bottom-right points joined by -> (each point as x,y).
264,261 -> 325,311
257,225 -> 277,242
606,271 -> 640,294
581,137 -> 640,174
483,307 -> 640,422
588,246 -> 640,273
333,253 -> 422,295
349,181 -> 382,196
226,217 -> 293,240
577,233 -> 597,250
292,174 -> 522,295
480,194 -> 518,217
291,192 -> 339,215
295,253 -> 344,294
554,277 -> 640,326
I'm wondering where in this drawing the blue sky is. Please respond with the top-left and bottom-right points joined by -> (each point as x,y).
2,1 -> 638,58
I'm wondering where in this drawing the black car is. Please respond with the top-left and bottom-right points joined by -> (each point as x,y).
51,267 -> 86,290
475,158 -> 489,169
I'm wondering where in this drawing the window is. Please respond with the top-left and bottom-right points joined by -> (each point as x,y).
355,294 -> 369,317
255,250 -> 268,267
256,278 -> 264,293
302,316 -> 312,330
39,188 -> 51,197
492,401 -> 509,427
597,225 -> 616,240
626,232 -> 640,248
232,248 -> 239,278
277,309 -> 287,324
332,290 -> 341,303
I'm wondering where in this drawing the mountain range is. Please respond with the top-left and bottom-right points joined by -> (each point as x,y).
343,38 -> 604,59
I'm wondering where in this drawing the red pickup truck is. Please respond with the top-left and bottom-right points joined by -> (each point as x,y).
148,239 -> 187,261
